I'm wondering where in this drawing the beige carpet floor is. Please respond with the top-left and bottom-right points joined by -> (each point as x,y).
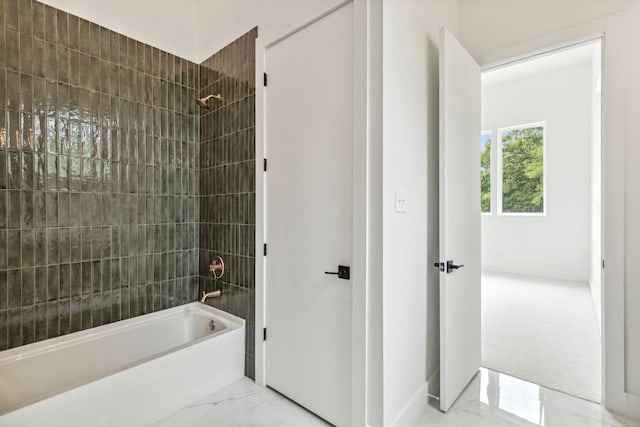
481,272 -> 601,402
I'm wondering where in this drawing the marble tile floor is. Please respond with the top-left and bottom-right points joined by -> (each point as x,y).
153,369 -> 640,427
418,369 -> 638,427
151,377 -> 329,427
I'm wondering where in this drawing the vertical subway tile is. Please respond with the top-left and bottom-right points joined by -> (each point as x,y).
68,49 -> 79,88
8,308 -> 21,347
32,2 -> 45,40
34,266 -> 47,304
58,227 -> 70,263
109,31 -> 119,63
2,2 -> 204,350
57,191 -> 69,227
33,190 -> 45,227
101,290 -> 111,324
46,300 -> 58,338
70,296 -> 81,332
81,294 -> 91,329
81,260 -> 91,295
7,230 -> 20,269
19,33 -> 33,75
78,18 -> 90,54
47,264 -> 59,302
44,4 -> 56,44
8,190 -> 20,229
21,267 -> 34,305
89,22 -> 100,58
67,14 -> 78,50
91,294 -> 103,326
21,228 -> 34,267
59,298 -> 70,335
45,42 -> 57,82
7,71 -> 20,111
0,24 -> 5,71
58,47 -> 69,84
46,227 -> 58,265
100,26 -> 109,60
0,69 -> 5,110
0,191 -> 4,231
6,29 -> 20,72
35,303 -> 47,341
33,39 -> 45,78
56,10 -> 68,47
8,268 -> 21,308
21,190 -> 33,228
59,262 -> 70,299
4,0 -> 18,31
0,231 -> 6,270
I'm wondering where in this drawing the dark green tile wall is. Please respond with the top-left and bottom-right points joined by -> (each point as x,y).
199,28 -> 257,379
0,0 -> 201,350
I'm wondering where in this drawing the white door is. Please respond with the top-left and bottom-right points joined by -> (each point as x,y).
264,4 -> 353,426
438,27 -> 482,412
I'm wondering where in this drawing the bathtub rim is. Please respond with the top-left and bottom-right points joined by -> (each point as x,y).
0,302 -> 245,415
0,302 -> 243,363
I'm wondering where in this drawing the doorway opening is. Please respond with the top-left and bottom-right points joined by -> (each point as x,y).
479,38 -> 603,403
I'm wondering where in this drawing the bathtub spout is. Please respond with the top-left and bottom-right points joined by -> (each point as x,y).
200,290 -> 222,303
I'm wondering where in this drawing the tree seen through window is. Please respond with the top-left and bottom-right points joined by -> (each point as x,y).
480,132 -> 491,213
500,126 -> 544,213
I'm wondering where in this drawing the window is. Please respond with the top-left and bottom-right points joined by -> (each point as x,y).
498,124 -> 545,214
480,131 -> 492,213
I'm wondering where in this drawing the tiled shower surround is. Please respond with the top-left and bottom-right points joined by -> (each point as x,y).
198,29 -> 257,379
0,0 -> 201,349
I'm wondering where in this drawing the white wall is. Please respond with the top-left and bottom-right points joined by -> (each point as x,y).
381,0 -> 458,425
481,62 -> 593,282
39,0 -> 200,61
460,0 -> 629,66
460,0 -> 640,415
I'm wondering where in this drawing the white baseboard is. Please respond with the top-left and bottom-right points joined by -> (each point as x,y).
388,382 -> 429,427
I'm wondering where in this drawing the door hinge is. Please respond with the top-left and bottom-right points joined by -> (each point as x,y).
263,328 -> 267,341
264,158 -> 267,172
264,243 -> 268,256
602,259 -> 605,269
263,72 -> 268,87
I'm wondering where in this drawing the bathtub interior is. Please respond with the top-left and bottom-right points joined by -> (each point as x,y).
0,303 -> 243,415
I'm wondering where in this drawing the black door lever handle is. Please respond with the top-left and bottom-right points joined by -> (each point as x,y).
324,265 -> 350,280
446,260 -> 464,273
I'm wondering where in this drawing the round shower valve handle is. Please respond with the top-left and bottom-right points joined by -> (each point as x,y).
209,256 -> 225,280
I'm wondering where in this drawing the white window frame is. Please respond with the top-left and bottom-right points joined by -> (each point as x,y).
496,121 -> 547,216
480,129 -> 493,216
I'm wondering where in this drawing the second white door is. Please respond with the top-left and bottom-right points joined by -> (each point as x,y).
438,27 -> 482,412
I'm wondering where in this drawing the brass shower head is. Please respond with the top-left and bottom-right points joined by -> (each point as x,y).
196,94 -> 223,110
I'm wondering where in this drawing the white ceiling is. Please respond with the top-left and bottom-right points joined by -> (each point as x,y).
482,41 -> 600,87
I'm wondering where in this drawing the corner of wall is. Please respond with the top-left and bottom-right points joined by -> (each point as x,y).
388,382 -> 429,427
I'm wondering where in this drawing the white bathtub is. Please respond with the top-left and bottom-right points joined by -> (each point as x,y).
0,302 -> 245,427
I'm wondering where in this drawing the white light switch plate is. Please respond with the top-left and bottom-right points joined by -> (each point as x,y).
395,190 -> 408,213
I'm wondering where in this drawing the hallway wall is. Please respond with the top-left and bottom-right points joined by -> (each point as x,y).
381,0 -> 459,424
